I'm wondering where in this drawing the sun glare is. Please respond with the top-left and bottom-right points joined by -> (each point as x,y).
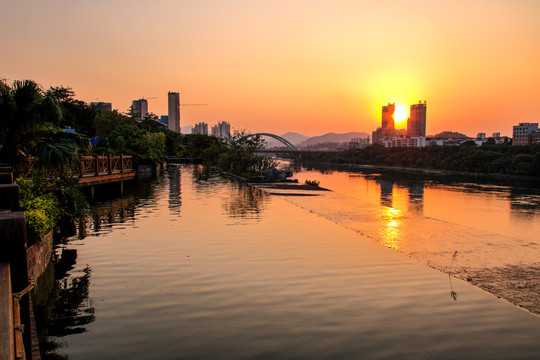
393,105 -> 408,126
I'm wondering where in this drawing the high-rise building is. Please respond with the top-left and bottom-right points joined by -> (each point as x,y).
372,128 -> 382,144
381,103 -> 395,138
408,101 -> 427,137
193,122 -> 208,135
513,122 -> 539,145
131,99 -> 148,121
168,92 -> 180,133
211,121 -> 231,139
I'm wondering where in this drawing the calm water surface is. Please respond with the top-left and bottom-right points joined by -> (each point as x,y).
40,165 -> 540,359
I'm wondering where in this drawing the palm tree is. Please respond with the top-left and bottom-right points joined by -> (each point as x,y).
0,79 -> 89,168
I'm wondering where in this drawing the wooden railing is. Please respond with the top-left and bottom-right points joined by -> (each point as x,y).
15,155 -> 134,179
79,155 -> 133,177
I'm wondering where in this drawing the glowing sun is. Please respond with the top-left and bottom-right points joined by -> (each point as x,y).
393,105 -> 408,125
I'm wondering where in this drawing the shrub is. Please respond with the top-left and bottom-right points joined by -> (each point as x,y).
17,173 -> 61,243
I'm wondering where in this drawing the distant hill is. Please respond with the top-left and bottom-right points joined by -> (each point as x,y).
299,132 -> 369,147
429,131 -> 468,139
263,132 -> 310,147
280,132 -> 310,145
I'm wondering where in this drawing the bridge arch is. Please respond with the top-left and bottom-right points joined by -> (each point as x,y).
245,133 -> 298,151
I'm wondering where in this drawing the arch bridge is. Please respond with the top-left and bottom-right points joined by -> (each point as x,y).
244,133 -> 298,151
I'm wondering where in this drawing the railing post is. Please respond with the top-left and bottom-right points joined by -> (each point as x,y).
94,154 -> 99,175
108,154 -> 113,174
80,158 -> 85,177
120,155 -> 124,173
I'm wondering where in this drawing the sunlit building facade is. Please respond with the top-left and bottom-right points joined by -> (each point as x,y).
168,92 -> 180,133
131,99 -> 148,121
408,101 -> 427,137
381,103 -> 395,138
512,122 -> 538,145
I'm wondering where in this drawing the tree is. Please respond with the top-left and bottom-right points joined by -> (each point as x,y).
0,80 -> 91,167
94,110 -> 136,139
107,124 -> 165,163
220,131 -> 276,175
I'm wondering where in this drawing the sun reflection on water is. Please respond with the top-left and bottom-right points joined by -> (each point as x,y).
379,207 -> 403,250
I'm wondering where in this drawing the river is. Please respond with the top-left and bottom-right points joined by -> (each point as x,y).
35,165 -> 540,359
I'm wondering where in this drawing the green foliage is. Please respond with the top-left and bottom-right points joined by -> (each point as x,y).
46,86 -> 98,136
0,80 -> 91,170
163,129 -> 185,156
106,124 -> 166,162
17,173 -> 60,243
181,134 -> 228,162
221,131 -> 277,176
0,79 -> 62,162
298,144 -> 540,177
94,110 -> 136,138
53,173 -> 89,219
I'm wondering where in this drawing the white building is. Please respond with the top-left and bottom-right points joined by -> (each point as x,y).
381,136 -> 426,148
211,121 -> 231,139
193,122 -> 208,135
168,92 -> 180,133
513,122 -> 539,145
131,99 -> 148,121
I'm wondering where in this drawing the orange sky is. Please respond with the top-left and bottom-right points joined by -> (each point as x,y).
2,0 -> 539,137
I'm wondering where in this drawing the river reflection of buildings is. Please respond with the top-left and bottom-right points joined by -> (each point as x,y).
373,177 -> 425,250
167,165 -> 182,215
375,177 -> 425,215
77,196 -> 137,239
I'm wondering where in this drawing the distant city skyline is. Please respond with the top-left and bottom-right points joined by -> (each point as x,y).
2,1 -> 538,137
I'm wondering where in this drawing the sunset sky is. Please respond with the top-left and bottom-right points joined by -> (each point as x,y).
2,0 -> 539,137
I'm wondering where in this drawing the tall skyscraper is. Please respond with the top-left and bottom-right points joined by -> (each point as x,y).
381,103 -> 395,138
408,101 -> 427,137
131,99 -> 148,121
168,92 -> 180,133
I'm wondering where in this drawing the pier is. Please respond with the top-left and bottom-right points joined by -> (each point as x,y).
17,154 -> 136,200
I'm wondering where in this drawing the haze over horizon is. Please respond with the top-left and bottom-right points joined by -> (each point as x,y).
2,0 -> 539,137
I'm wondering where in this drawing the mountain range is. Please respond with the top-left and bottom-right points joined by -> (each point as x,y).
263,131 -> 369,148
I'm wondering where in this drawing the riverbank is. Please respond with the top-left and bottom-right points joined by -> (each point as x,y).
299,161 -> 540,183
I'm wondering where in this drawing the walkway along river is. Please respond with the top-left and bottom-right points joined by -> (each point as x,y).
34,165 -> 540,359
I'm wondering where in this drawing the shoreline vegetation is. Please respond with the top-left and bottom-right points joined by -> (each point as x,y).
286,143 -> 540,179
1,79 -> 279,242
